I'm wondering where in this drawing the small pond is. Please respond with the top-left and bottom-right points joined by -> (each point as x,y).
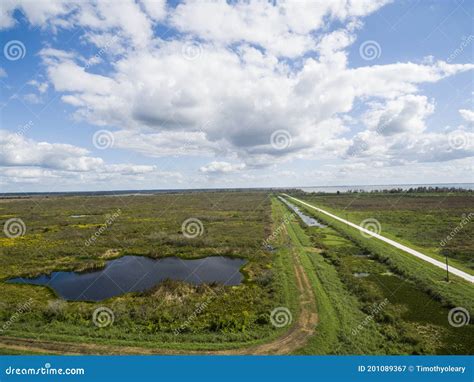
278,197 -> 326,227
7,255 -> 246,302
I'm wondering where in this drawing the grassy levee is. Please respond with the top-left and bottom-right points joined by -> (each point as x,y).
274,197 -> 404,354
288,196 -> 474,314
269,199 -> 300,320
277,196 -> 474,354
282,209 -> 387,354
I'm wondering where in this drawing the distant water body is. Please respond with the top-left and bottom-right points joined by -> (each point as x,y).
1,184 -> 473,197
300,183 -> 474,193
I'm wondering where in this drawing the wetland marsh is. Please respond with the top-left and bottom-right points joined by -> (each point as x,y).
0,190 -> 472,355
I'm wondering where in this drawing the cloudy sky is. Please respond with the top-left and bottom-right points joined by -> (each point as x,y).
0,0 -> 473,192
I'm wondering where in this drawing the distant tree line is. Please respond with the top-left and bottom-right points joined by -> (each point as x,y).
350,186 -> 473,194
285,186 -> 473,195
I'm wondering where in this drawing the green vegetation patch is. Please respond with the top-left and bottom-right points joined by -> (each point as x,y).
0,192 -> 297,351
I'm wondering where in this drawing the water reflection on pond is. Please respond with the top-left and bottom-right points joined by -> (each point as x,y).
8,255 -> 246,302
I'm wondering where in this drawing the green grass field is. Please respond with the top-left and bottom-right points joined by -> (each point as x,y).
0,192 -> 295,351
0,191 -> 472,354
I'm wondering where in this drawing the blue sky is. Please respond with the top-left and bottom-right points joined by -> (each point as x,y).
0,0 -> 473,192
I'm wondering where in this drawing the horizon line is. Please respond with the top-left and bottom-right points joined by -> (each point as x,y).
1,182 -> 473,196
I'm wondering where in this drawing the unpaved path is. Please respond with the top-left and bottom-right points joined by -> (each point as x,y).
218,251 -> 318,355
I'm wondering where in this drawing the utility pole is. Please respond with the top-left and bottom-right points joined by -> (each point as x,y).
445,256 -> 449,282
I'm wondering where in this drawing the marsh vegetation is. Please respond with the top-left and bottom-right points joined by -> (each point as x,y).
0,190 -> 472,354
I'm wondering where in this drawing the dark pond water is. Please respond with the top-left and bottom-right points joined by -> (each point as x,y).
7,256 -> 246,302
278,196 -> 326,227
